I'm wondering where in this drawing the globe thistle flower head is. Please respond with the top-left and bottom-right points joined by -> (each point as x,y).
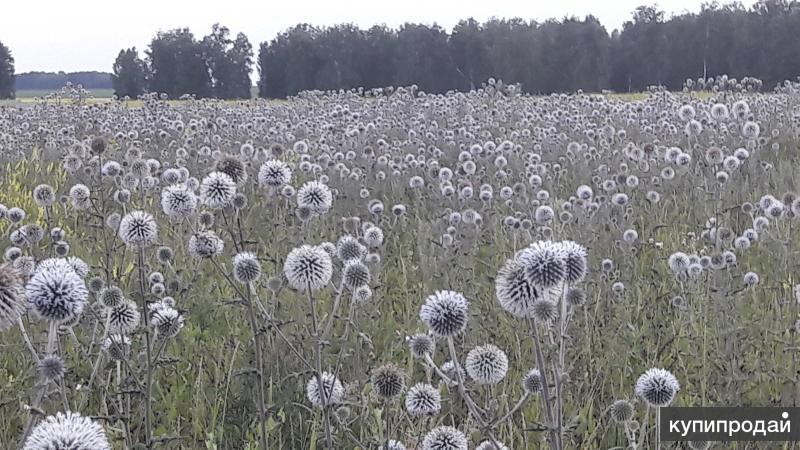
421,426 -> 468,450
37,354 -> 66,381
284,245 -> 333,291
407,333 -> 435,359
200,171 -> 237,209
306,371 -> 344,407
119,211 -> 158,248
214,154 -> 248,184
109,301 -> 140,334
363,226 -> 384,248
667,252 -> 690,274
372,362 -> 406,398
258,160 -> 292,188
382,440 -> 407,450
156,246 -> 174,265
98,286 -> 124,308
33,184 -> 56,207
151,304 -> 184,338
297,180 -> 333,215
27,262 -> 88,323
420,290 -> 469,337
476,441 -> 509,450
523,368 -> 543,394
343,260 -> 371,289
565,287 -> 586,306
518,241 -> 567,288
531,298 -> 559,323
233,252 -> 261,283
635,368 -> 680,407
495,257 -> 542,318
559,240 -> 588,283
441,360 -> 466,381
353,285 -> 372,303
188,231 -> 224,259
0,263 -> 26,331
610,399 -> 634,422
161,184 -> 198,219
466,344 -> 509,384
405,382 -> 441,416
336,235 -> 366,262
688,441 -> 711,450
23,412 -> 110,450
69,184 -> 92,210
102,334 -> 131,360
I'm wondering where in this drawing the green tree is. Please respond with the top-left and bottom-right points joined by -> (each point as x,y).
0,40 -> 15,99
111,48 -> 147,99
147,29 -> 210,98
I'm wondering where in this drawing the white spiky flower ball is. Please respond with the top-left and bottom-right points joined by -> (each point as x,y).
258,160 -> 292,188
199,171 -> 237,209
465,344 -> 509,385
518,241 -> 567,288
284,245 -> 333,291
495,257 -> 541,318
419,290 -> 469,337
26,261 -> 88,323
23,412 -> 110,450
405,382 -> 441,416
118,211 -> 158,248
297,180 -> 333,214
421,426 -> 468,450
635,368 -> 680,407
108,300 -> 141,334
233,252 -> 261,283
161,184 -> 198,219
188,231 -> 224,259
306,371 -> 344,407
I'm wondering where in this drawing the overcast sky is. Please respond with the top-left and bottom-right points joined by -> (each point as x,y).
2,0 -> 708,74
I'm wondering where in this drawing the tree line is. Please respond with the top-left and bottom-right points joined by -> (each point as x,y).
2,1 -> 800,100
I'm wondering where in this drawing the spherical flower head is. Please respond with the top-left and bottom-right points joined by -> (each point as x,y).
383,440 -> 407,450
441,360 -> 465,381
336,235 -> 366,262
0,263 -> 27,331
523,368 -> 543,394
688,441 -> 711,450
27,263 -> 88,323
67,257 -> 89,278
635,367 -> 680,407
233,252 -> 261,283
23,411 -> 110,450
33,184 -> 56,207
37,354 -> 66,381
297,180 -> 333,214
119,211 -> 158,248
109,301 -> 141,334
215,154 -> 248,184
98,286 -> 124,308
518,241 -> 567,288
102,334 -> 131,360
421,426 -> 468,450
156,246 -> 174,265
343,260 -> 371,289
559,241 -> 588,283
258,160 -> 292,188
743,271 -> 760,287
667,252 -> 690,274
531,298 -> 558,323
420,290 -> 469,337
372,363 -> 406,398
565,287 -> 586,306
200,171 -> 237,209
161,184 -> 198,219
306,371 -> 344,407
465,344 -> 509,385
407,334 -> 435,359
188,231 -> 224,259
284,245 -> 333,291
476,441 -> 509,450
363,226 -> 384,248
69,184 -> 92,210
495,257 -> 541,318
610,399 -> 634,423
405,382 -> 441,416
151,304 -> 184,338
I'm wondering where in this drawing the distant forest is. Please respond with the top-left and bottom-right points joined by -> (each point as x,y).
2,0 -> 800,100
15,71 -> 112,90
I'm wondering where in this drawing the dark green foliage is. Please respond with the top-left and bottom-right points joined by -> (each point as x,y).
111,48 -> 147,99
0,41 -> 15,99
146,28 -> 212,99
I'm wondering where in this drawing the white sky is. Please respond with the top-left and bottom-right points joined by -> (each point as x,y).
2,0 -> 708,74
